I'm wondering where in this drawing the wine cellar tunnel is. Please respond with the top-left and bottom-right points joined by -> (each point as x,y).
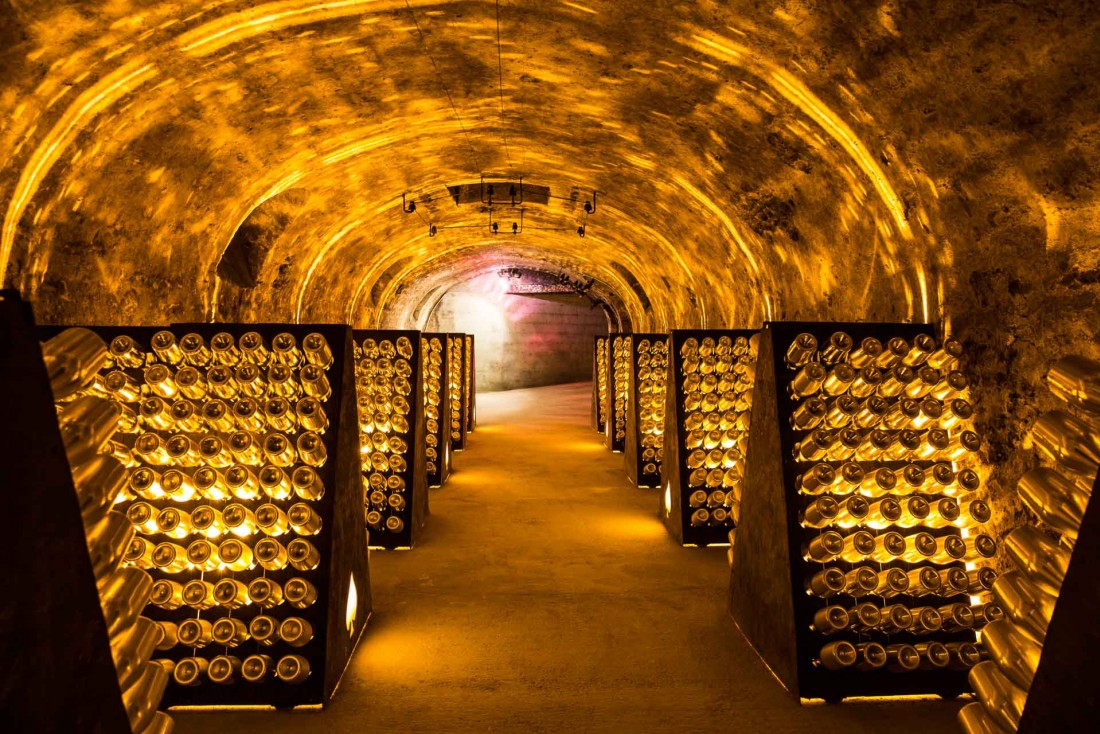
2,0 -> 1099,732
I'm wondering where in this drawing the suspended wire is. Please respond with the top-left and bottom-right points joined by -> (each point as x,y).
404,0 -> 481,174
495,0 -> 514,170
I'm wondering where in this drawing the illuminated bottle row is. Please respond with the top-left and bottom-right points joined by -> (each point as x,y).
355,336 -> 416,537
423,337 -> 445,481
45,328 -> 174,731
612,336 -> 631,443
160,654 -> 311,686
92,328 -> 338,692
636,337 -> 668,479
595,337 -> 609,432
678,335 -> 757,530
960,354 -> 1099,734
447,336 -> 463,443
464,335 -> 474,433
781,329 -> 997,684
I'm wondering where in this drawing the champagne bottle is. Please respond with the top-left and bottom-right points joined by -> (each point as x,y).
175,366 -> 206,399
882,398 -> 920,430
798,463 -> 836,494
73,455 -> 129,520
878,605 -> 913,634
790,363 -> 826,398
940,567 -> 971,596
907,566 -> 943,596
1005,525 -> 1070,594
207,655 -> 243,685
916,642 -> 951,671
948,641 -> 983,670
257,465 -> 293,503
887,643 -> 920,672
939,603 -> 975,632
213,578 -> 250,609
807,568 -> 845,597
790,396 -> 827,430
844,567 -> 879,597
296,397 -> 330,433
800,497 -> 839,528
179,333 -> 211,366
41,328 -> 110,400
1018,467 -> 1088,535
210,332 -> 240,366
87,511 -> 136,578
98,567 -> 153,637
874,337 -> 909,369
810,606 -> 850,634
109,616 -> 160,690
248,577 -> 285,608
930,535 -> 967,564
279,617 -> 315,647
900,532 -> 937,563
1046,354 -> 1100,411
154,622 -> 178,652
849,365 -> 883,398
878,365 -> 915,399
59,396 -> 121,465
909,606 -> 944,635
856,642 -> 888,671
835,495 -> 869,526
122,661 -> 169,732
108,335 -> 146,369
876,567 -> 911,597
297,431 -> 328,467
185,539 -> 218,572
172,657 -> 209,688
967,534 -> 998,562
288,538 -> 321,571
866,497 -> 902,528
839,530 -> 875,562
148,579 -> 183,610
249,615 -> 280,646
982,619 -> 1041,692
870,532 -> 906,563
181,580 -> 217,610
969,661 -> 1026,732
225,465 -> 261,501
972,603 -> 1006,626
212,618 -> 250,647
217,537 -> 253,571
276,655 -> 311,684
847,603 -> 880,631
816,641 -> 857,670
243,654 -> 276,683
289,503 -> 323,535
957,701 -> 1008,734
819,331 -> 852,364
848,337 -> 882,368
969,567 -> 998,595
178,618 -> 214,648
1031,409 -> 1100,475
822,364 -> 856,397
859,467 -> 896,497
285,577 -> 319,608
785,333 -> 817,368
993,571 -> 1057,642
254,537 -> 289,571
239,331 -> 270,366
103,371 -> 142,404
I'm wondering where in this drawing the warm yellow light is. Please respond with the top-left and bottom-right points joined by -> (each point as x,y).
345,574 -> 358,635
664,484 -> 672,516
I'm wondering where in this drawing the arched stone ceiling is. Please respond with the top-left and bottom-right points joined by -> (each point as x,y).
0,0 -> 977,331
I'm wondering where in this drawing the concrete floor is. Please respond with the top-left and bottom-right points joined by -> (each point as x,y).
176,382 -> 962,733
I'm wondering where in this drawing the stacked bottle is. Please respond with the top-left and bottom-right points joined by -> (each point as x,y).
421,336 -> 447,485
595,337 -> 610,433
611,335 -> 632,448
782,331 -> 996,678
678,333 -> 758,535
463,335 -> 474,434
959,355 -> 1100,733
45,328 -> 174,733
355,336 -> 416,539
446,336 -> 464,447
635,337 -> 669,484
69,328 -> 336,695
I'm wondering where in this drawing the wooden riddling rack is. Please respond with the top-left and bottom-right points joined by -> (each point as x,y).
592,336 -> 609,434
660,330 -> 758,546
463,334 -> 477,434
730,321 -> 996,701
0,292 -> 134,731
352,330 -> 429,550
421,333 -> 452,488
447,334 -> 467,452
606,333 -> 630,453
44,321 -> 371,708
624,333 -> 669,488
